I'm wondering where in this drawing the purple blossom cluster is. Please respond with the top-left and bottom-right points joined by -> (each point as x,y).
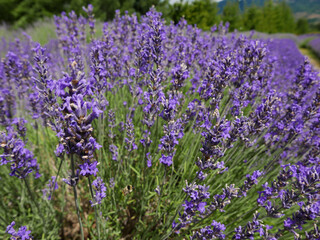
176,171 -> 263,233
190,220 -> 226,239
125,117 -> 137,152
90,177 -> 107,206
42,176 -> 59,200
32,27 -> 103,182
0,126 -> 40,179
233,212 -> 274,239
159,118 -> 184,166
6,221 -> 32,240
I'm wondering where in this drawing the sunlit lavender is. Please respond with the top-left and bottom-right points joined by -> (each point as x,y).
0,5 -> 319,240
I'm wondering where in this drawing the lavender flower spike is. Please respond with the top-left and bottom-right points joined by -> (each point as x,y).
90,177 -> 107,206
42,176 -> 59,200
191,220 -> 226,239
6,221 -> 32,240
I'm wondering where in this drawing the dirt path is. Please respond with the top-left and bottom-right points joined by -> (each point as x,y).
299,48 -> 320,71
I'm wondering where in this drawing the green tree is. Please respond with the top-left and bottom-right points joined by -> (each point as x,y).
222,0 -> 241,31
243,5 -> 261,31
134,0 -> 161,15
315,22 -> 320,32
12,0 -> 69,28
273,1 -> 295,32
92,0 -> 160,21
281,1 -> 295,32
261,0 -> 277,33
92,0 -> 121,21
296,18 -> 309,34
167,0 -> 218,30
184,0 -> 218,30
168,0 -> 186,24
0,0 -> 21,24
67,0 -> 91,14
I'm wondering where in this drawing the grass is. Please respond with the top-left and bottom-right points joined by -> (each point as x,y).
0,18 -> 104,46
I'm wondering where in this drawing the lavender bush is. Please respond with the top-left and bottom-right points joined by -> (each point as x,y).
309,37 -> 320,58
0,5 -> 320,240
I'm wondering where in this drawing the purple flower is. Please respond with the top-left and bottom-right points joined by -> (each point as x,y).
90,177 -> 107,206
155,185 -> 160,195
233,212 -> 273,240
171,63 -> 189,90
191,220 -> 226,239
109,177 -> 115,188
125,117 -> 137,152
159,118 -> 184,166
0,127 -> 40,179
159,154 -> 173,166
108,110 -> 116,139
56,94 -> 102,179
79,161 -> 98,176
284,218 -> 295,228
197,202 -> 207,213
42,176 -> 59,200
140,130 -> 152,147
11,118 -> 27,139
109,144 -> 118,161
6,221 -> 32,240
83,4 -> 95,39
174,182 -> 211,230
146,152 -> 152,167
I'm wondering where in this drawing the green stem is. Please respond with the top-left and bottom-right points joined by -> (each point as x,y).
88,176 -> 100,240
49,157 -> 64,200
71,155 -> 84,240
0,214 -> 8,225
23,178 -> 45,224
157,165 -> 166,218
160,174 -> 198,240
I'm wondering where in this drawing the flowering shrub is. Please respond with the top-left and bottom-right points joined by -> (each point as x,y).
0,5 -> 319,240
309,37 -> 320,58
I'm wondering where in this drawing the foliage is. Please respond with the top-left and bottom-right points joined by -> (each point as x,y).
8,0 -> 69,28
296,18 -> 310,35
221,0 -> 241,31
0,0 -> 20,24
242,0 -> 296,33
165,0 -> 220,31
0,0 -> 158,28
242,5 -> 261,31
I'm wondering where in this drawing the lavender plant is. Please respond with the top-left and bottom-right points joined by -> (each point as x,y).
308,37 -> 320,58
0,5 -> 319,240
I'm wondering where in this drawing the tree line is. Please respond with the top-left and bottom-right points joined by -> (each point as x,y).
0,0 -> 314,34
168,0 -> 312,34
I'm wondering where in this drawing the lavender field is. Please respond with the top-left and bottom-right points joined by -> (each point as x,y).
309,37 -> 320,59
0,5 -> 320,240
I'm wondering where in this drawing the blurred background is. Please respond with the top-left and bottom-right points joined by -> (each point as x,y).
0,0 -> 319,34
